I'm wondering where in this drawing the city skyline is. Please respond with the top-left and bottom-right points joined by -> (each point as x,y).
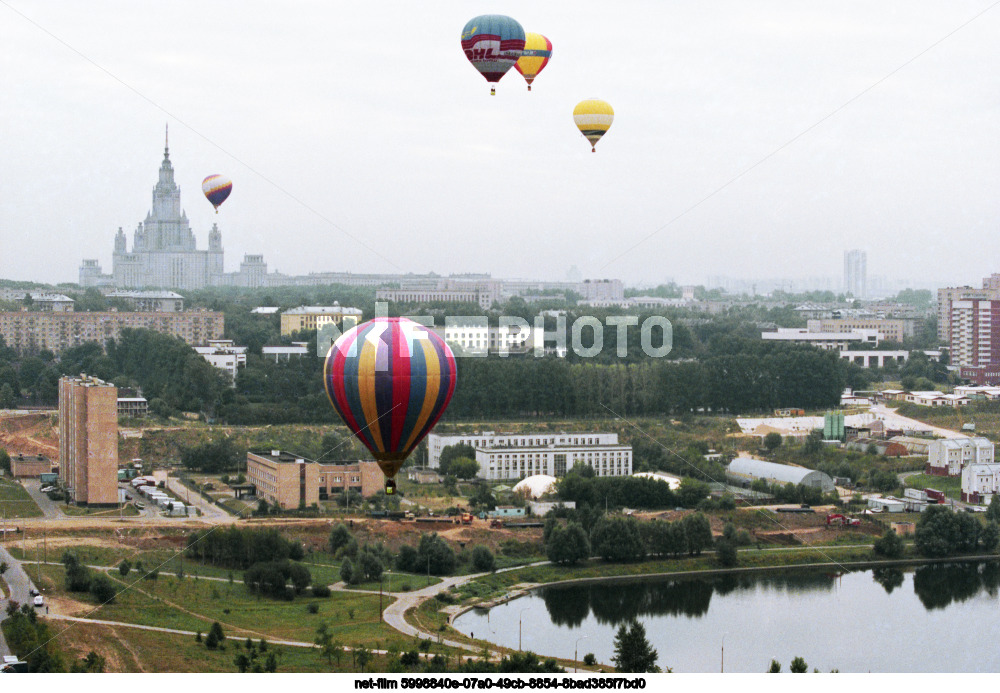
2,2 -> 998,289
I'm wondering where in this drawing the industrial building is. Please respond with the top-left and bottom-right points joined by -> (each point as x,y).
245,450 -> 383,509
726,457 -> 835,494
58,375 -> 118,505
9,454 -> 54,479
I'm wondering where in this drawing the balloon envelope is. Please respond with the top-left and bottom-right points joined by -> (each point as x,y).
461,15 -> 525,88
573,99 -> 614,152
515,33 -> 552,90
201,174 -> 232,211
323,318 -> 457,484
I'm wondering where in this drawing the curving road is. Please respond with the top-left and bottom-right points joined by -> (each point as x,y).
0,542 -> 39,658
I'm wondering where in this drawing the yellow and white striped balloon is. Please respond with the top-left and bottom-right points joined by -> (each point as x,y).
573,99 -> 614,153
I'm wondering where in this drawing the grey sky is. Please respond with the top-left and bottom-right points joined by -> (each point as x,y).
1,1 -> 998,288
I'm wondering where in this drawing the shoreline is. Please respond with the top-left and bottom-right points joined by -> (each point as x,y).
450,552 -> 1000,624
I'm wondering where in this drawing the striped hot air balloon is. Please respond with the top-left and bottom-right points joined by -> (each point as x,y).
201,174 -> 232,213
323,318 -> 457,494
573,99 -> 614,153
461,15 -> 525,95
515,33 -> 552,91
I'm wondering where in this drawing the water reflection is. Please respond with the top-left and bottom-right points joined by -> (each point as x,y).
913,562 -> 1000,610
540,571 -> 837,627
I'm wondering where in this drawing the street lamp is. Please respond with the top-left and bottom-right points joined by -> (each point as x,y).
518,607 -> 531,651
574,635 -> 590,673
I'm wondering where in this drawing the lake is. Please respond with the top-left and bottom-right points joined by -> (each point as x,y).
453,561 -> 1000,672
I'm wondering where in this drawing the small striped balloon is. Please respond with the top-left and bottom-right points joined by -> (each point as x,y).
515,33 -> 553,91
201,174 -> 233,213
323,318 -> 457,493
573,99 -> 614,152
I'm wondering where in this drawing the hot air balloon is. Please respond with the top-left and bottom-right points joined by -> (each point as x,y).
323,318 -> 457,494
461,15 -> 525,95
515,33 -> 552,91
573,99 -> 614,153
202,174 -> 232,213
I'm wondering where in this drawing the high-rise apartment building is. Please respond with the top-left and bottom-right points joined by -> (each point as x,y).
949,299 -> 1000,368
844,250 -> 867,298
58,375 -> 119,505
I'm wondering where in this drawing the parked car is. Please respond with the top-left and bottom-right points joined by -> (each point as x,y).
39,486 -> 53,493
33,595 -> 44,607
134,502 -> 145,510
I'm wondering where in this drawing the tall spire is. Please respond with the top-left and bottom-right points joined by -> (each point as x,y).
164,123 -> 169,160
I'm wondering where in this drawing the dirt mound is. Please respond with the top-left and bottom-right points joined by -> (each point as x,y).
0,412 -> 59,458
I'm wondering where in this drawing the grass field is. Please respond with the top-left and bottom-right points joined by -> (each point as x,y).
62,504 -> 141,517
903,473 -> 964,500
0,477 -> 43,517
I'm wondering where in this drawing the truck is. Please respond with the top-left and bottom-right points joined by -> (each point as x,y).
924,488 -> 946,504
457,513 -> 473,525
826,513 -> 861,527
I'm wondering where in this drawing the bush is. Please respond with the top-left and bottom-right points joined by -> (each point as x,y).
471,546 -> 495,572
306,603 -> 319,614
311,584 -> 331,598
873,529 -> 905,559
89,575 -> 117,604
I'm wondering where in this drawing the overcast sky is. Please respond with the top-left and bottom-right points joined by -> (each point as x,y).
1,1 -> 998,288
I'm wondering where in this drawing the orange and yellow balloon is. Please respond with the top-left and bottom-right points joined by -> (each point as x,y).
573,99 -> 614,153
514,33 -> 552,91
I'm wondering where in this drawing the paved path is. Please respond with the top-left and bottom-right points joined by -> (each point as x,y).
0,543 -> 39,658
21,479 -> 65,519
870,404 -> 964,439
159,473 -> 231,523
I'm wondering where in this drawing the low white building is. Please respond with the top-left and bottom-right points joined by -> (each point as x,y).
632,471 -> 682,490
432,319 -> 539,356
961,463 -> 1000,505
868,496 -> 906,513
428,431 -> 622,469
761,328 -> 880,350
262,342 -> 311,361
905,391 -> 970,407
193,339 -> 247,382
474,442 -> 632,481
927,437 -> 994,476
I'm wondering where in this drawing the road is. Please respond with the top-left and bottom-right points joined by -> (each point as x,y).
157,472 -> 231,523
869,403 -> 964,439
0,542 -> 40,658
21,478 -> 65,519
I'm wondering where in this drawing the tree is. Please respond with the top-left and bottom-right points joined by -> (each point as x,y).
546,522 -> 591,565
0,383 -> 17,408
471,546 -> 495,572
873,529 -> 905,559
715,539 -> 738,567
328,524 -> 353,554
118,559 -> 132,578
340,558 -> 354,585
611,620 -> 660,673
789,656 -> 808,673
416,533 -> 456,576
763,432 -> 782,452
768,660 -> 781,673
206,622 -> 226,650
449,457 -> 480,480
982,521 -> 1000,553
681,513 -> 713,556
591,516 -> 644,562
0,448 -> 10,473
438,443 -> 476,476
988,495 -> 1000,523
89,575 -> 117,604
355,646 -> 371,672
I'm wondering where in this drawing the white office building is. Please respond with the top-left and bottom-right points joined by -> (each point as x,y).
428,431 -> 622,468
962,462 -> 1000,504
193,339 -> 247,382
474,442 -> 632,481
927,437 -> 994,476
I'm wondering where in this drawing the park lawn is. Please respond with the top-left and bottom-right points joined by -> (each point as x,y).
87,571 -> 430,651
61,504 -> 140,517
903,473 -> 964,500
0,477 -> 43,517
49,620 -> 403,673
344,571 -> 441,593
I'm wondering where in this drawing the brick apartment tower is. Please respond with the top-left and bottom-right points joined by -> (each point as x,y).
58,375 -> 118,505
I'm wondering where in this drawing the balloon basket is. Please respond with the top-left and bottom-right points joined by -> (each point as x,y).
591,147 -> 596,153
385,479 -> 397,495
490,87 -> 496,96
527,86 -> 532,92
